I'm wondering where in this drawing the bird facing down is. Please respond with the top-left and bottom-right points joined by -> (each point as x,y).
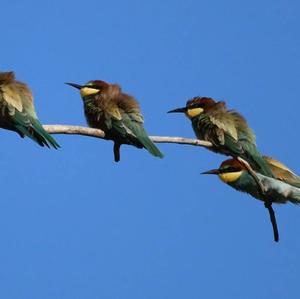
65,80 -> 163,162
168,96 -> 273,177
0,71 -> 59,148
202,157 -> 300,204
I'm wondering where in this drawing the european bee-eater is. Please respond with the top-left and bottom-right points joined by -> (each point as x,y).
65,80 -> 163,162
0,71 -> 59,148
203,157 -> 300,242
168,97 -> 273,177
202,157 -> 300,204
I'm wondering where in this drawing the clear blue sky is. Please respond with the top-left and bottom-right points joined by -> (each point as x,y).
1,0 -> 300,298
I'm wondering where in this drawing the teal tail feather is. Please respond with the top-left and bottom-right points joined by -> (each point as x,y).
31,119 -> 60,149
139,136 -> 164,158
16,118 -> 60,149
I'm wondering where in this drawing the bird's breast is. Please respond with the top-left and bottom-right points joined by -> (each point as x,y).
83,101 -> 107,130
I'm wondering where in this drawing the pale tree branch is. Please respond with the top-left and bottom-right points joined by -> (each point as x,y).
43,124 -> 278,242
43,124 -> 213,147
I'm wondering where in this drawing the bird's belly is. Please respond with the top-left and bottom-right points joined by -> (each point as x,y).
233,175 -> 291,204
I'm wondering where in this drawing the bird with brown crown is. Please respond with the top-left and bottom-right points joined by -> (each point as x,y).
66,80 -> 163,162
203,156 -> 300,204
168,97 -> 273,177
202,156 -> 300,241
0,71 -> 59,148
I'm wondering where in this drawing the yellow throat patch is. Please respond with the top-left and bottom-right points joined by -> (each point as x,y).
80,87 -> 100,97
219,171 -> 242,183
186,107 -> 203,118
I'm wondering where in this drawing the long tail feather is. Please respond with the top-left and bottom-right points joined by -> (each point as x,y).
138,136 -> 164,158
31,119 -> 60,149
15,124 -> 46,147
11,110 -> 59,148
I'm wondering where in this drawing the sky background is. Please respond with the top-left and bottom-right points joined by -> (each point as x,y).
1,0 -> 300,298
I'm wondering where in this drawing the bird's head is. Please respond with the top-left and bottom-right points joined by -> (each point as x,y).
0,71 -> 16,84
168,97 -> 216,119
202,158 -> 247,184
65,80 -> 110,98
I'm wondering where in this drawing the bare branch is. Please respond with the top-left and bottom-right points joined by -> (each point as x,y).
44,125 -> 280,241
43,124 -> 213,147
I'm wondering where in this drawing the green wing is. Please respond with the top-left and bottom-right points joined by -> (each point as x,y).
110,112 -> 163,158
12,109 -> 60,148
0,84 -> 59,148
194,110 -> 273,176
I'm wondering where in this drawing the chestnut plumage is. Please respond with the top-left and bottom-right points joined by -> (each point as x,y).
66,80 -> 163,162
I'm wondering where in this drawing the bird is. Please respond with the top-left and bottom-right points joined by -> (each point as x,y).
202,156 -> 300,205
0,71 -> 59,148
65,80 -> 163,162
168,96 -> 273,177
202,156 -> 300,242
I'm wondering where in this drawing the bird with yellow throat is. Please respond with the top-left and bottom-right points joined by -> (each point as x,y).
66,80 -> 164,162
168,96 -> 273,177
202,156 -> 300,242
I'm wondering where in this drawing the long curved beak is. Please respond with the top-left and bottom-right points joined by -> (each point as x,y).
201,169 -> 220,175
167,107 -> 187,113
65,82 -> 83,90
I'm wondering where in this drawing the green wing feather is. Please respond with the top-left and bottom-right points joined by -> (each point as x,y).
0,82 -> 59,148
111,112 -> 163,158
193,110 -> 273,177
10,109 -> 60,148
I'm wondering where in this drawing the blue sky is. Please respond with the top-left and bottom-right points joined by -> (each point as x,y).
1,0 -> 300,298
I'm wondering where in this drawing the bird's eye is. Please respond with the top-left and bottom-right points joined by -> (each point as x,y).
190,103 -> 203,109
226,167 -> 240,172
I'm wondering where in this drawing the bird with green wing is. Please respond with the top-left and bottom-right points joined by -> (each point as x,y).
202,156 -> 300,242
0,71 -> 59,148
203,156 -> 300,204
66,80 -> 163,162
168,97 -> 273,177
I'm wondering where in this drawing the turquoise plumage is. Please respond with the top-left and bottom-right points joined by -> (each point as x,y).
0,71 -> 59,148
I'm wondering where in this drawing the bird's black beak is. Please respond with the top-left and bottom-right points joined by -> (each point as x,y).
201,169 -> 220,175
167,107 -> 187,113
65,82 -> 83,90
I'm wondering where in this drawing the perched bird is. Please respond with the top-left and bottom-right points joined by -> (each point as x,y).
202,157 -> 300,204
65,80 -> 163,162
0,71 -> 59,148
168,97 -> 273,177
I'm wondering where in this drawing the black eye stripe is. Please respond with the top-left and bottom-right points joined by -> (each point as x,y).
189,103 -> 204,109
221,166 -> 241,173
83,85 -> 101,90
